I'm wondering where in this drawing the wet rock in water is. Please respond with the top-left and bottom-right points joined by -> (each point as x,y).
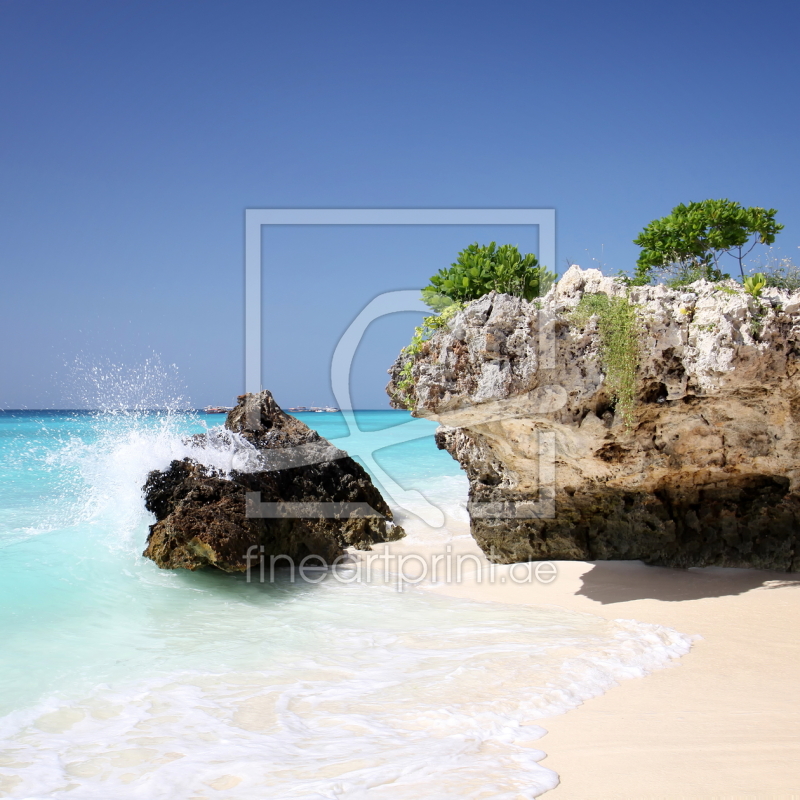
142,391 -> 404,572
387,265 -> 800,571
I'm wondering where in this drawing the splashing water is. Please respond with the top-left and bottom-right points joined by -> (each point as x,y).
60,353 -> 193,414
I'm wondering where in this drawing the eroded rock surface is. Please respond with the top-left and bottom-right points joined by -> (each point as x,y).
143,391 -> 404,571
387,265 -> 800,570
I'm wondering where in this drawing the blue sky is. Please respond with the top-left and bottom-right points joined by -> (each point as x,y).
1,0 -> 798,409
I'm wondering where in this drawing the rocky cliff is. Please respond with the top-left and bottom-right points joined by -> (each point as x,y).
143,391 -> 404,571
387,265 -> 800,570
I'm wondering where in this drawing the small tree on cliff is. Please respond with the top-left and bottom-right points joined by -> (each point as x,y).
421,242 -> 556,311
632,199 -> 783,285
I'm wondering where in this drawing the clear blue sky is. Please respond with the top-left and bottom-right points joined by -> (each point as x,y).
1,0 -> 798,409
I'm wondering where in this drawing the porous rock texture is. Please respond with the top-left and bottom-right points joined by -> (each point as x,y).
143,391 -> 403,571
387,265 -> 800,570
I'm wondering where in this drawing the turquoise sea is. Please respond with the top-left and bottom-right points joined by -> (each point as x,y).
0,408 -> 691,798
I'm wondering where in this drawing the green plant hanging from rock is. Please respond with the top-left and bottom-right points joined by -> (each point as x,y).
570,293 -> 640,428
394,303 -> 463,408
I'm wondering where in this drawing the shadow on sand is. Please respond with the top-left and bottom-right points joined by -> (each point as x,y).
576,560 -> 800,604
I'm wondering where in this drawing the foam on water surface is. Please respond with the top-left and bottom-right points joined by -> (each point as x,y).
0,407 -> 692,799
0,580 -> 690,799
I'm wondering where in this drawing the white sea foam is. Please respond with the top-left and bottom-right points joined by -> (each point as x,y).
0,401 -> 694,799
0,579 -> 692,799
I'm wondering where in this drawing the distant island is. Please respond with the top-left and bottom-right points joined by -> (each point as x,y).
286,405 -> 340,413
203,405 -> 341,414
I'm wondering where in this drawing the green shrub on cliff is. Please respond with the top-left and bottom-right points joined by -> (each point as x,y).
397,242 -> 555,408
570,293 -> 640,428
632,200 -> 783,285
421,242 -> 555,311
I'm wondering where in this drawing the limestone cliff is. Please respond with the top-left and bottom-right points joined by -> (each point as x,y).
387,265 -> 800,570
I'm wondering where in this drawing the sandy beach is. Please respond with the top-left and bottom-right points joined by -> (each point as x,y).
387,529 -> 800,799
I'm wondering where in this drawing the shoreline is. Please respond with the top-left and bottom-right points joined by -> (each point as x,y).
377,528 -> 800,798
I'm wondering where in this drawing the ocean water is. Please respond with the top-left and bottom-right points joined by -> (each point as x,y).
0,408 -> 692,799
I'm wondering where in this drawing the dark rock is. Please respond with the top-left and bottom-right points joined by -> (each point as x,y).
463,461 -> 800,570
142,391 -> 404,572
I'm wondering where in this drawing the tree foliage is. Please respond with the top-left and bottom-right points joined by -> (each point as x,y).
632,200 -> 783,285
421,242 -> 556,311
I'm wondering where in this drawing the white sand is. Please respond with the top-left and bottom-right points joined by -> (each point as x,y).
382,528 -> 800,798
